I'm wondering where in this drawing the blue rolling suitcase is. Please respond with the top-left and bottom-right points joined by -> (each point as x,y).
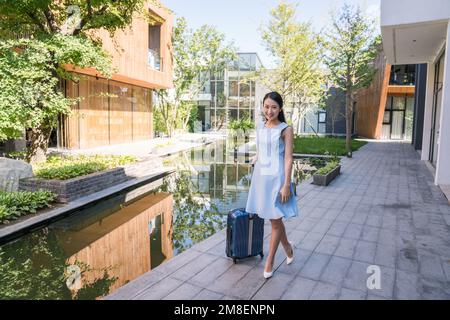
226,208 -> 264,264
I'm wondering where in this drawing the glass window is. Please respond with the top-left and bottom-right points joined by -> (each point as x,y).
383,111 -> 391,124
240,97 -> 251,109
239,109 -> 251,120
385,97 -> 392,110
392,96 -> 406,110
228,109 -> 238,122
212,108 -> 226,130
318,112 -> 326,123
239,82 -> 250,97
229,81 -> 239,97
148,24 -> 161,71
228,98 -> 239,109
238,54 -> 252,71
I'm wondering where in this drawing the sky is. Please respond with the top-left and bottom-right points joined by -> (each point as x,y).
161,0 -> 380,69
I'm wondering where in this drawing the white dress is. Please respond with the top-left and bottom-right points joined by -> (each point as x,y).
245,121 -> 298,220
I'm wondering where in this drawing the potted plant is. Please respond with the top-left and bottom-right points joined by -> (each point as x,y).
312,159 -> 341,186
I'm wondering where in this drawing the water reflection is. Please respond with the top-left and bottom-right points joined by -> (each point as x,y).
0,192 -> 174,300
0,139 -> 323,299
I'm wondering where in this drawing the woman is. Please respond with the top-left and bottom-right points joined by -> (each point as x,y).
245,91 -> 298,279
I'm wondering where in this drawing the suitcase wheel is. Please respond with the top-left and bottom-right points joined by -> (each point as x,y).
233,258 -> 237,264
260,252 -> 264,259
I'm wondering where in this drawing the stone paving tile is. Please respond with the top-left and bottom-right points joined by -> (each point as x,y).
334,238 -> 357,259
343,223 -> 364,240
152,248 -> 203,277
298,232 -> 324,251
353,240 -> 377,264
134,277 -> 184,300
277,248 -> 313,276
287,229 -> 309,247
309,282 -> 340,300
343,260 -> 371,293
395,270 -> 421,300
171,253 -> 219,282
327,221 -> 349,237
298,252 -> 332,281
361,225 -> 380,243
280,276 -> 318,300
368,265 -> 396,299
419,276 -> 450,300
320,256 -> 352,286
417,250 -> 447,281
188,257 -> 234,288
374,243 -> 397,268
193,289 -> 224,300
338,287 -> 367,300
315,235 -> 341,255
163,282 -> 203,300
105,270 -> 166,300
251,272 -> 295,300
295,218 -> 319,232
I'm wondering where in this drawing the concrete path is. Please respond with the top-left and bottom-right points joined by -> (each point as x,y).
106,141 -> 450,300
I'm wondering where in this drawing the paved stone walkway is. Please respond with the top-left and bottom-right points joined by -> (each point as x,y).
106,141 -> 450,300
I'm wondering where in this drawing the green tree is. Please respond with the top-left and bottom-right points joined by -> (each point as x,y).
257,1 -> 324,131
0,0 -> 151,163
154,17 -> 236,137
323,4 -> 380,157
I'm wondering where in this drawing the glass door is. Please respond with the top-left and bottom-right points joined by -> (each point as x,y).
430,52 -> 445,167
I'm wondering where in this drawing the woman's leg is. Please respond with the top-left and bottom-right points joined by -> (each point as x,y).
264,218 -> 293,272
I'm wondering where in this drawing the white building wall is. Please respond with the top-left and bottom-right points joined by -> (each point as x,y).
381,0 -> 450,27
435,23 -> 450,185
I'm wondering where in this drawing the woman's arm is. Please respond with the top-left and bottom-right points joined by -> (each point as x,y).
280,126 -> 294,203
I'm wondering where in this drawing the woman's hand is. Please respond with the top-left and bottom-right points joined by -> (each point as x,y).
250,154 -> 258,165
280,184 -> 291,204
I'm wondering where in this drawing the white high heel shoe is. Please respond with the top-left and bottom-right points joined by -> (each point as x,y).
263,270 -> 273,279
286,241 -> 294,265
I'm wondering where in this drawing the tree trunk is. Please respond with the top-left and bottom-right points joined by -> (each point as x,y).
26,124 -> 53,164
345,91 -> 353,158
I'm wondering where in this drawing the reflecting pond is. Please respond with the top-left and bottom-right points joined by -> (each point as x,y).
0,139 -> 322,299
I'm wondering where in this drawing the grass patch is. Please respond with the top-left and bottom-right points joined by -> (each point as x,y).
33,155 -> 138,180
0,190 -> 57,224
293,136 -> 367,156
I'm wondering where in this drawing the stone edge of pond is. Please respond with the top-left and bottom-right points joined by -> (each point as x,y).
0,168 -> 175,246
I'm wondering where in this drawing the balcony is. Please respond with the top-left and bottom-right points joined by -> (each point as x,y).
389,72 -> 415,86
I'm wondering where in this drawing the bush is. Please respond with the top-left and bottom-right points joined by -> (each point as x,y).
315,160 -> 340,175
228,118 -> 254,134
33,155 -> 137,180
0,190 -> 57,224
5,151 -> 26,160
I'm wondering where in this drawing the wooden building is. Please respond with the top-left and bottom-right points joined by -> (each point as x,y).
355,50 -> 416,140
58,1 -> 173,149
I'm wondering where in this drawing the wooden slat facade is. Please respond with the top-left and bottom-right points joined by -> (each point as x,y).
355,51 -> 416,139
59,1 -> 172,149
59,192 -> 173,295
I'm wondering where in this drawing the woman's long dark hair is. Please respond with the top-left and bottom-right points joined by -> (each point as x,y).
263,91 -> 286,123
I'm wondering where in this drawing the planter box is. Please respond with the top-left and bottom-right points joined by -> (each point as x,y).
312,165 -> 341,186
19,157 -> 163,203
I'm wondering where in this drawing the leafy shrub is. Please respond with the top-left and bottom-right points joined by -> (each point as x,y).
309,157 -> 327,168
33,155 -> 137,180
315,160 -> 340,175
228,118 -> 254,133
0,190 -> 57,224
5,151 -> 26,160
